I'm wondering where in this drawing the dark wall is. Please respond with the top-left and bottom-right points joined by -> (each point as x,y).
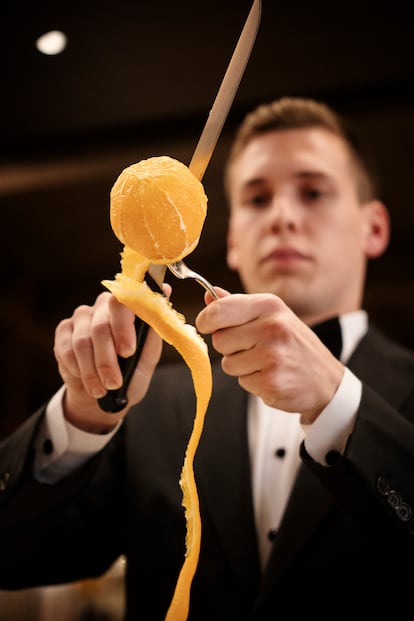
1,0 -> 413,438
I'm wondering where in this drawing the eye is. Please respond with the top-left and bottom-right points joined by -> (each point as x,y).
241,190 -> 271,209
301,185 -> 328,202
306,188 -> 323,199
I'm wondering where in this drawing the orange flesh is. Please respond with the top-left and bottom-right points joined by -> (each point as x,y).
110,156 -> 207,263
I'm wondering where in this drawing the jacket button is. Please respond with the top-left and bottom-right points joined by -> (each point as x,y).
268,528 -> 278,541
386,490 -> 401,510
376,476 -> 390,497
396,502 -> 412,522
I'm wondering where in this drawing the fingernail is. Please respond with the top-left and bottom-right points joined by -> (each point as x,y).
119,344 -> 135,358
91,387 -> 107,399
105,377 -> 121,390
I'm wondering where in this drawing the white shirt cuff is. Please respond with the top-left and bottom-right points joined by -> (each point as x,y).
33,385 -> 121,484
302,368 -> 362,466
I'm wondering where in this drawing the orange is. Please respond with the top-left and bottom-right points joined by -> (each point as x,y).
102,156 -> 213,621
110,155 -> 208,263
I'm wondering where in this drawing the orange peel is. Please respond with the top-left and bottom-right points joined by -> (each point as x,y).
102,156 -> 212,620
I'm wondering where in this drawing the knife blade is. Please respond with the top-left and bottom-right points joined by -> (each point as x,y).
99,0 -> 262,412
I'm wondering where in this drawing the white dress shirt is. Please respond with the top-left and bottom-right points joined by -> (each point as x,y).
248,311 -> 366,565
34,311 -> 367,567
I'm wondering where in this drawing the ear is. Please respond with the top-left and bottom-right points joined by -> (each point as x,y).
226,227 -> 240,271
362,200 -> 391,259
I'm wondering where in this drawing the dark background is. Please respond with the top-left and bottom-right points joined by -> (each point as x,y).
1,0 -> 414,439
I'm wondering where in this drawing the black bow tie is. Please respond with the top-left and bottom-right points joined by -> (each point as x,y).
310,316 -> 343,359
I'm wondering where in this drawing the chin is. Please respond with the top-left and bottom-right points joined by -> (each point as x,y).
243,270 -> 309,299
263,276 -> 303,298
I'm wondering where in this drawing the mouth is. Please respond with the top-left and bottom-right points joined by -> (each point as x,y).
261,247 -> 311,268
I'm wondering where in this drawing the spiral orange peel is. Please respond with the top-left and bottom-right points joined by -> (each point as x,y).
102,156 -> 212,621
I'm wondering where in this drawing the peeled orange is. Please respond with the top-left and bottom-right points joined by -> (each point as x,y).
110,156 -> 208,263
102,155 -> 213,621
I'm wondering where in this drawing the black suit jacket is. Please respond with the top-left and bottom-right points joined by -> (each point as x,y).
0,326 -> 414,619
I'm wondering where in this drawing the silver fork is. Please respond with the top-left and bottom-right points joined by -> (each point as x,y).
168,261 -> 219,299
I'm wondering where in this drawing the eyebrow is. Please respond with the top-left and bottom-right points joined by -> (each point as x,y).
241,177 -> 266,189
295,171 -> 333,182
241,170 -> 334,188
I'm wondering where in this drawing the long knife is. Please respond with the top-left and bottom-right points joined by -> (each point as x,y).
99,0 -> 262,412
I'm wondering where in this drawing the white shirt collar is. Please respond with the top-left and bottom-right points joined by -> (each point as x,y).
338,310 -> 368,363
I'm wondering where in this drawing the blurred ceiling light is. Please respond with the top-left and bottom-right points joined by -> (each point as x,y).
36,30 -> 67,55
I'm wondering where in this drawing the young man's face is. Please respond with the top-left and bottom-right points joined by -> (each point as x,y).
226,128 -> 389,324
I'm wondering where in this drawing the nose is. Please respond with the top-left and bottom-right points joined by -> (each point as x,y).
268,195 -> 298,233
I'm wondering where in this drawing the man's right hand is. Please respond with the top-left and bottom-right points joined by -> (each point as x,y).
53,291 -> 163,433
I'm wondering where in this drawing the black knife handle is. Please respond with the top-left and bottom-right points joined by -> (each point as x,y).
97,317 -> 150,413
98,274 -> 164,413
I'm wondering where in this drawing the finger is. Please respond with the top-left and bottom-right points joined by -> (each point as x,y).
221,348 -> 263,378
90,299 -> 128,393
203,286 -> 231,305
237,369 -> 281,405
54,316 -> 81,379
196,293 -> 247,334
197,292 -> 284,334
68,303 -> 111,399
99,293 -> 164,404
106,294 -> 137,358
211,322 -> 257,356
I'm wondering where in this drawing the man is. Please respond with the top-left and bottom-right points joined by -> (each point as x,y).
0,97 -> 413,619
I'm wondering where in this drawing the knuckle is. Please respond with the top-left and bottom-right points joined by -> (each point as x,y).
55,317 -> 71,333
259,293 -> 284,313
96,361 -> 116,377
56,344 -> 74,364
91,318 -> 111,340
73,303 -> 92,316
206,300 -> 225,326
82,372 -> 100,387
73,334 -> 93,356
261,312 -> 289,343
97,291 -> 111,304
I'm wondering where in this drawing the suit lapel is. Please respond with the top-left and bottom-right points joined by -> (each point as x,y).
195,365 -> 261,592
